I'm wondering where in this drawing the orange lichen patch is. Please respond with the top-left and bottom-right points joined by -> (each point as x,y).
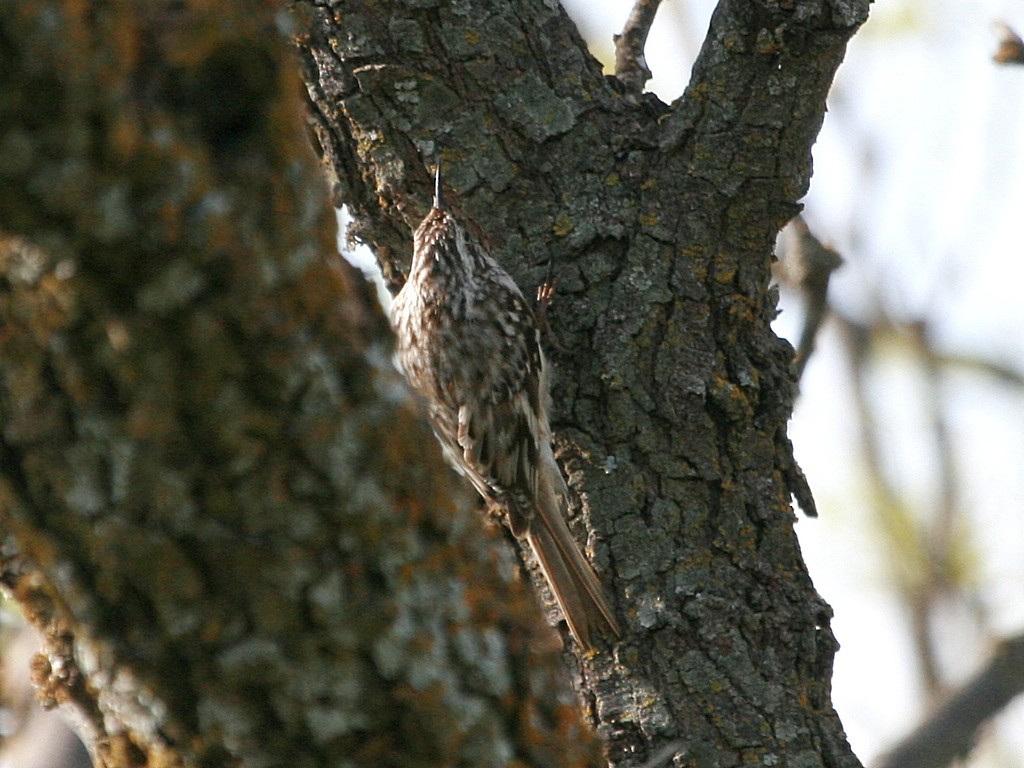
516,697 -> 598,768
728,294 -> 758,326
552,214 -> 574,236
517,698 -> 548,748
294,260 -> 351,319
714,267 -> 737,285
125,399 -> 179,441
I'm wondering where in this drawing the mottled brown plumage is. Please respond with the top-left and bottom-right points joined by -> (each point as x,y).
390,173 -> 619,649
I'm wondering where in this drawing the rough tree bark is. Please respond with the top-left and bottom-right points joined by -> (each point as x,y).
295,0 -> 867,766
0,3 -> 601,767
0,0 -> 869,766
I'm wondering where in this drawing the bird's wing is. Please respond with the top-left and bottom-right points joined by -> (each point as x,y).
457,392 -> 540,537
454,288 -> 548,537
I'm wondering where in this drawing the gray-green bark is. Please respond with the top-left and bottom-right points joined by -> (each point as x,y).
296,0 -> 866,766
0,3 -> 599,767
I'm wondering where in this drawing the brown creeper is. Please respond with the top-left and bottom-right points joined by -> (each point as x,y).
390,170 -> 620,649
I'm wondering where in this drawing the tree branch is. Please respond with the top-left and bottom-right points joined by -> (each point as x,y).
878,633 -> 1024,768
778,217 -> 844,381
0,3 -> 601,765
614,0 -> 665,92
1,0 -> 874,764
296,0 -> 868,765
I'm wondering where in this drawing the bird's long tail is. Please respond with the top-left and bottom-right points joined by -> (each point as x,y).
525,477 -> 620,649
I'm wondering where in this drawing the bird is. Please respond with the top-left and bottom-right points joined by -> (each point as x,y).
390,168 -> 620,649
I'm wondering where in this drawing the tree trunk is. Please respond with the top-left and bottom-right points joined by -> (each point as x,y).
0,3 -> 601,767
0,0 -> 869,766
296,0 -> 867,765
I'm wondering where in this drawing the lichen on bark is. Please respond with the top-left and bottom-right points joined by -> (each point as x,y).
296,0 -> 868,766
0,2 -> 603,767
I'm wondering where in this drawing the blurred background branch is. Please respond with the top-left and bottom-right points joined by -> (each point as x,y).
879,634 -> 1024,768
766,1 -> 1024,753
613,0 -> 665,91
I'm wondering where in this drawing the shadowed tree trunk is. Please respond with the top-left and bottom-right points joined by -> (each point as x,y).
0,1 -> 868,766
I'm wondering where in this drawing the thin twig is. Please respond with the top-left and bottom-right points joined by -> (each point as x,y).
840,316 -> 943,692
614,0 -> 665,92
780,217 -> 843,381
878,633 -> 1024,768
534,279 -> 568,353
934,351 -> 1024,387
913,322 -> 962,610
